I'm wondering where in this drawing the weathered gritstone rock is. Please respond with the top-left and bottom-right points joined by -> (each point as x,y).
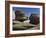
13,20 -> 38,30
15,10 -> 28,22
29,14 -> 39,25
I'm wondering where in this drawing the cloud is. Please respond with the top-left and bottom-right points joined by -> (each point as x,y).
12,11 -> 15,19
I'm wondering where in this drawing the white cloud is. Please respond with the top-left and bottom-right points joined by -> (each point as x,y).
12,11 -> 15,19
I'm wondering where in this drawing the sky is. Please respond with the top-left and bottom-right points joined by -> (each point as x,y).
12,7 -> 40,17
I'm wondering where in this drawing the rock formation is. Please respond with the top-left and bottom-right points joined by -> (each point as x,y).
15,10 -> 27,22
29,14 -> 39,25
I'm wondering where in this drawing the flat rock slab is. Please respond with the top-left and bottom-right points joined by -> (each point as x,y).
13,21 -> 39,30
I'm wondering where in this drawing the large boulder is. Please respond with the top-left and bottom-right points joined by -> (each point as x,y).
15,10 -> 28,22
29,14 -> 39,25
